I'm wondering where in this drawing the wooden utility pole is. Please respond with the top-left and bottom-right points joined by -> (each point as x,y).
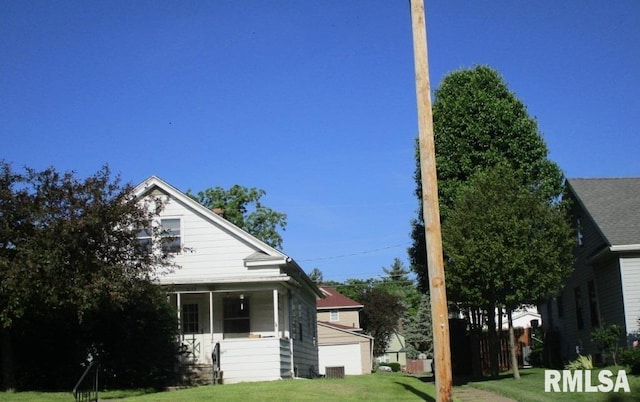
409,0 -> 453,401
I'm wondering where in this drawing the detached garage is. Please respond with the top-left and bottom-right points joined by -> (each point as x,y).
317,321 -> 374,375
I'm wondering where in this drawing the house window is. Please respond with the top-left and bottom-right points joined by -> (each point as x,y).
223,297 -> 250,335
574,287 -> 584,330
588,280 -> 600,328
576,217 -> 584,246
136,218 -> 181,253
330,309 -> 339,322
182,303 -> 199,334
160,218 -> 181,253
136,226 -> 152,254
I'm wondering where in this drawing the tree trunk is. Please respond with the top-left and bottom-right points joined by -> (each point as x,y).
470,309 -> 483,378
508,310 -> 520,379
486,307 -> 499,378
1,328 -> 16,390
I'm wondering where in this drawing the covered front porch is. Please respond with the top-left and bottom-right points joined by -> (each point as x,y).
168,284 -> 294,383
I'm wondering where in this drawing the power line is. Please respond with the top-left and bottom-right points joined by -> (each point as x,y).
299,243 -> 410,262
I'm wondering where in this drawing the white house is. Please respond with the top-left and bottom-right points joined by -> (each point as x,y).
134,176 -> 322,384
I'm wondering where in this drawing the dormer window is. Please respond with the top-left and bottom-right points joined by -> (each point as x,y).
330,309 -> 339,322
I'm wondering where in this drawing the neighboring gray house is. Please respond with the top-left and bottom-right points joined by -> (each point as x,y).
540,178 -> 640,362
134,176 -> 322,383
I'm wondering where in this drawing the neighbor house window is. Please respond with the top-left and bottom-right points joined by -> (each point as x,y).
160,218 -> 181,253
182,303 -> 199,334
588,280 -> 600,328
576,217 -> 584,246
223,297 -> 250,335
574,287 -> 584,330
330,309 -> 339,322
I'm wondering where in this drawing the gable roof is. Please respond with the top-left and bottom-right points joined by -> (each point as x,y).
567,178 -> 640,247
317,286 -> 363,310
133,175 -> 322,297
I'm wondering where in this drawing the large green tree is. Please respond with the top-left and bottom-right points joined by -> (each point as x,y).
0,163 -> 177,390
443,164 -> 573,310
357,287 -> 405,357
442,164 -> 574,377
188,185 -> 287,249
409,65 -> 565,292
333,278 -> 405,357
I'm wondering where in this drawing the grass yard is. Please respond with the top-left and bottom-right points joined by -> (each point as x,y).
2,368 -> 637,401
465,367 -> 640,402
0,373 -> 439,401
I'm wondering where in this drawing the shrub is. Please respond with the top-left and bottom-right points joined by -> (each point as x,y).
591,323 -> 623,366
620,348 -> 640,375
387,362 -> 402,372
565,354 -> 593,370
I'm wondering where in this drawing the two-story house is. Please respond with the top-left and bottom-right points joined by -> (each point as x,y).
539,178 -> 640,363
316,286 -> 373,375
134,176 -> 323,384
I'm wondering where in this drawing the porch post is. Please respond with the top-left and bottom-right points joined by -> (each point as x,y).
273,289 -> 279,336
283,291 -> 290,339
176,292 -> 182,338
209,291 -> 214,342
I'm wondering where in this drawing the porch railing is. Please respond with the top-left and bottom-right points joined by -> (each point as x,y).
72,361 -> 99,402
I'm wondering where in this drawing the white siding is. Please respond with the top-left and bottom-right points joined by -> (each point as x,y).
219,338 -> 290,384
620,257 -> 640,334
146,194 -> 282,284
319,344 -> 362,375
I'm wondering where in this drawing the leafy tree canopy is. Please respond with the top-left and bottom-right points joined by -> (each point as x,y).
442,163 -> 574,310
0,162 -> 178,390
0,162 -> 173,327
409,65 -> 565,291
357,287 -> 405,357
188,185 -> 286,249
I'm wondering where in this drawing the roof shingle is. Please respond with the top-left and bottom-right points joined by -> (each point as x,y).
568,177 -> 640,246
316,286 -> 363,309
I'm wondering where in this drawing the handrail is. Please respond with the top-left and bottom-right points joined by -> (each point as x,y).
72,361 -> 99,402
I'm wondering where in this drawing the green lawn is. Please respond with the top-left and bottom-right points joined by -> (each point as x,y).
0,373 -> 439,402
465,367 -> 640,402
2,368 -> 637,401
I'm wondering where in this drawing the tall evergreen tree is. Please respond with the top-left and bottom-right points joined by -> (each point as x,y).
403,293 -> 433,359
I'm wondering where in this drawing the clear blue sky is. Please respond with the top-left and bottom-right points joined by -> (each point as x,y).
2,1 -> 639,283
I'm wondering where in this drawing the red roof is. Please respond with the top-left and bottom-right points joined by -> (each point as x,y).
316,286 -> 363,310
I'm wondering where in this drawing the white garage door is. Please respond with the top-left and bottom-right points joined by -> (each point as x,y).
318,343 -> 362,375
